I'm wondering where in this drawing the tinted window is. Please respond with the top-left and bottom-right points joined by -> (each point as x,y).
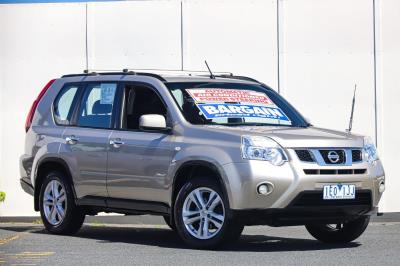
123,85 -> 167,130
54,85 -> 79,125
77,83 -> 117,129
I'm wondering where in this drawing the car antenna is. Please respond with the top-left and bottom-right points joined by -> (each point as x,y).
347,84 -> 357,132
204,60 -> 215,79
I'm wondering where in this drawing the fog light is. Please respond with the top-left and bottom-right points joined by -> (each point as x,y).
258,185 -> 268,195
257,182 -> 274,195
379,181 -> 385,193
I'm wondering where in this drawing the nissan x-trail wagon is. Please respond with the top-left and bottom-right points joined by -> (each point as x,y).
20,70 -> 385,249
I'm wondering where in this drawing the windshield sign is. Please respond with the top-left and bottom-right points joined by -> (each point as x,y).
186,88 -> 273,105
196,103 -> 290,121
186,88 -> 290,122
167,82 -> 308,127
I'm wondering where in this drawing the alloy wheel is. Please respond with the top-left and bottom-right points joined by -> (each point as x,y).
43,180 -> 67,226
182,187 -> 225,240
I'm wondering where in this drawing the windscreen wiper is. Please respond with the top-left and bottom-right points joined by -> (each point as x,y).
222,123 -> 288,127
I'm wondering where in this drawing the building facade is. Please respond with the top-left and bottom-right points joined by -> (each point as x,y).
1,0 -> 399,215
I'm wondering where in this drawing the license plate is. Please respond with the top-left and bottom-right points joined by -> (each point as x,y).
323,184 -> 356,200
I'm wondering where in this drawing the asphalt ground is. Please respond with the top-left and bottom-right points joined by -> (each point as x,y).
0,220 -> 399,266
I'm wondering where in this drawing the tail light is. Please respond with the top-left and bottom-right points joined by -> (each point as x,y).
25,79 -> 56,132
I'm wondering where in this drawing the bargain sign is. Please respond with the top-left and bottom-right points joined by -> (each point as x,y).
197,103 -> 290,121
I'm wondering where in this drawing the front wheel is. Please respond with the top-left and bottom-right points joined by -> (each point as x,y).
174,177 -> 243,249
163,215 -> 176,231
305,216 -> 370,243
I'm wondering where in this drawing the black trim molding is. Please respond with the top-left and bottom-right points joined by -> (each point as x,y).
77,196 -> 170,216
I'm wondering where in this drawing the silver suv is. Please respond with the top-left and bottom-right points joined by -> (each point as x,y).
20,71 -> 385,249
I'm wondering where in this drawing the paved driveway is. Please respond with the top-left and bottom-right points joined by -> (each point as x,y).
0,221 -> 399,265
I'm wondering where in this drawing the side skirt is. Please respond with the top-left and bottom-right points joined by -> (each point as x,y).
77,196 -> 170,216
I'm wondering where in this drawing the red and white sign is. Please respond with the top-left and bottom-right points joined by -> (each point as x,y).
186,88 -> 274,105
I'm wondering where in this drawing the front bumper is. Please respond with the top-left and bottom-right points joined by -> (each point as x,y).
233,205 -> 377,226
222,150 -> 385,211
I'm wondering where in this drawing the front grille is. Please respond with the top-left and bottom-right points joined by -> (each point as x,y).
352,150 -> 363,163
295,148 -> 364,164
290,190 -> 372,207
295,150 -> 314,162
303,169 -> 367,175
319,149 -> 346,164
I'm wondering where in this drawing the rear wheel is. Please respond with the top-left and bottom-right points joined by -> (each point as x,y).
174,177 -> 243,249
39,171 -> 85,235
305,216 -> 370,243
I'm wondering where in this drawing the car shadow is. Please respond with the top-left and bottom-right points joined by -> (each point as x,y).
1,224 -> 360,252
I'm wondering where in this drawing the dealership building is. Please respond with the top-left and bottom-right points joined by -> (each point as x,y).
0,0 -> 399,216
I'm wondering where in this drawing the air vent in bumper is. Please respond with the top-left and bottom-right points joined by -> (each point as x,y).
303,169 -> 367,175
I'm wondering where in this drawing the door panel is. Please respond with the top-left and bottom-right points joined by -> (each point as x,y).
61,81 -> 118,200
106,130 -> 173,203
62,127 -> 112,198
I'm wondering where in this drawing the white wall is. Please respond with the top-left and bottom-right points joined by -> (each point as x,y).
0,0 -> 399,215
376,0 -> 400,212
279,0 -> 376,139
182,0 -> 278,88
87,1 -> 182,70
0,3 -> 87,216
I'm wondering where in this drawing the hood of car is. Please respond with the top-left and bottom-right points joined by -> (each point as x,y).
204,125 -> 364,148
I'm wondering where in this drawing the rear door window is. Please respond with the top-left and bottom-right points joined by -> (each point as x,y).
54,85 -> 80,125
77,83 -> 117,129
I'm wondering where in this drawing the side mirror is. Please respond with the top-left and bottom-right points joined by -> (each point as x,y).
139,114 -> 168,131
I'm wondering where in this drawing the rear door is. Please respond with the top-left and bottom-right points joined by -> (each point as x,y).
61,82 -> 118,201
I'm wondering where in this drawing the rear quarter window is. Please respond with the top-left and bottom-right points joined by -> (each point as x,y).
53,85 -> 80,125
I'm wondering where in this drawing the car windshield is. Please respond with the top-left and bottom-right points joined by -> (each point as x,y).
166,82 -> 309,127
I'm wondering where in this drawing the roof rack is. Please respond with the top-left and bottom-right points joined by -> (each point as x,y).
63,68 -> 233,77
61,69 -> 263,85
61,69 -> 167,82
209,74 -> 262,84
120,68 -> 234,77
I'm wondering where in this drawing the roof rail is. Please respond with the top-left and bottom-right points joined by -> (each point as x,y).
121,68 -> 234,76
61,69 -> 262,84
210,74 -> 262,84
67,68 -> 233,76
61,69 -> 167,82
216,75 -> 261,84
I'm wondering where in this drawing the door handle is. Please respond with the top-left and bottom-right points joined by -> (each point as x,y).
110,139 -> 124,148
65,135 -> 79,145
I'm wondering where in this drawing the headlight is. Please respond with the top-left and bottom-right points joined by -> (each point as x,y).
241,135 -> 288,166
363,137 -> 378,163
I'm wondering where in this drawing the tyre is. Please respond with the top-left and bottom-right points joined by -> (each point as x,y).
174,177 -> 244,249
163,215 -> 176,230
39,171 -> 85,235
305,216 -> 370,243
